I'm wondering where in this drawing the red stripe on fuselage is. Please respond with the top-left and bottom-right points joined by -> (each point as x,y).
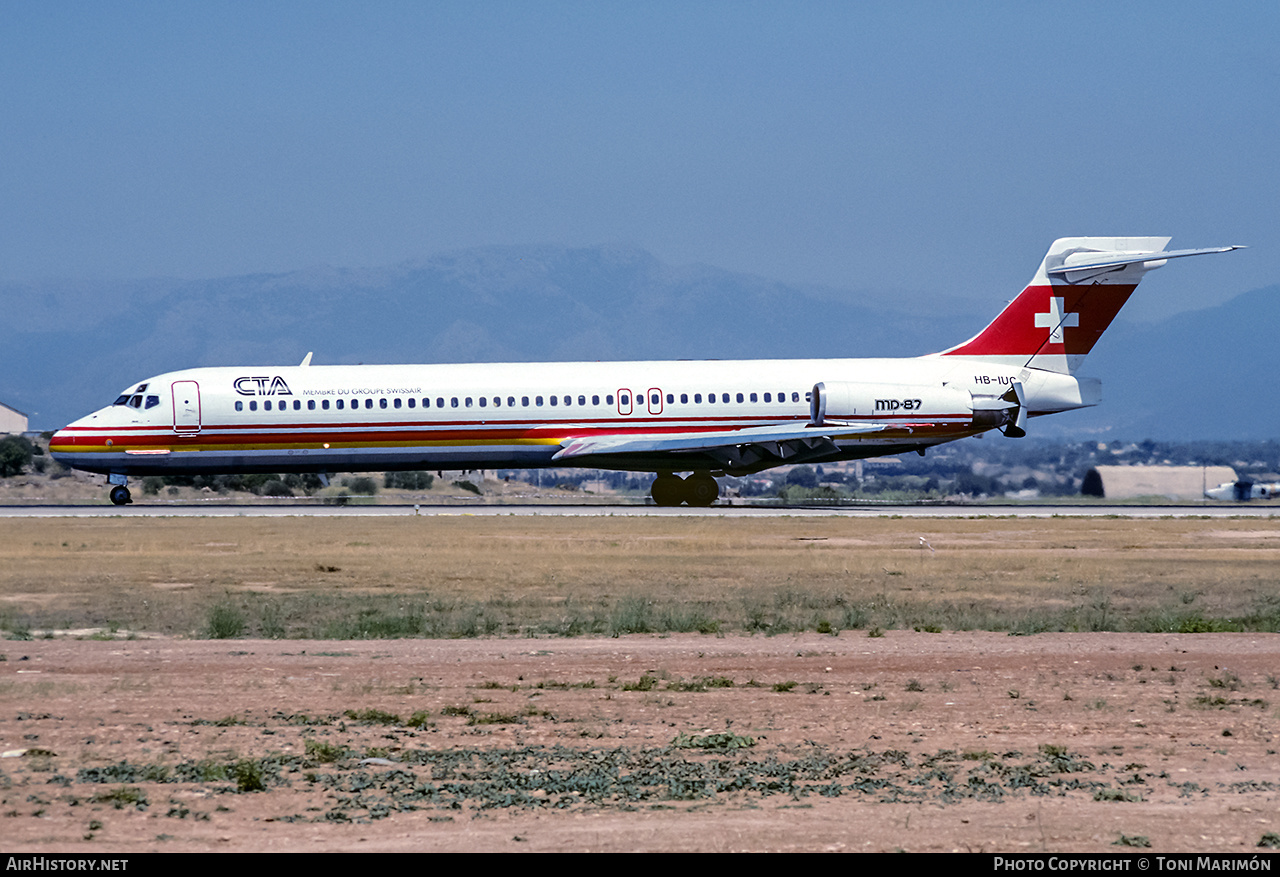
53,412 -> 975,452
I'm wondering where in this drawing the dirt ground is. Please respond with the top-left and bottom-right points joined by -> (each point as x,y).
3,631 -> 1279,853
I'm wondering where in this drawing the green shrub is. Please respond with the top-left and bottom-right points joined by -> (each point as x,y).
0,435 -> 34,477
206,602 -> 245,639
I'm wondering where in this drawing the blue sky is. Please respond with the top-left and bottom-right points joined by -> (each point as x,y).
2,1 -> 1274,320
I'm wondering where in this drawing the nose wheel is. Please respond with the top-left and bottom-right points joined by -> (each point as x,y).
109,485 -> 132,506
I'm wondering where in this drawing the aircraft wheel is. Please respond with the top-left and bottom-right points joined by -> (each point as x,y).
650,474 -> 684,507
684,473 -> 719,507
109,485 -> 132,506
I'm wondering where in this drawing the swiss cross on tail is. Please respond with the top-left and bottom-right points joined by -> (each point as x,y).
1034,297 -> 1078,343
935,237 -> 1244,374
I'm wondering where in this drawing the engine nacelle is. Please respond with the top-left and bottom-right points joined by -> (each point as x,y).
810,381 -> 972,425
811,380 -> 1025,436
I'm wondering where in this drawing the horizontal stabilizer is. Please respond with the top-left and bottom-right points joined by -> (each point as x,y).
1047,246 -> 1245,283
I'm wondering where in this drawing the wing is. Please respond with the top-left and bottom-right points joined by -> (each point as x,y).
552,421 -> 904,472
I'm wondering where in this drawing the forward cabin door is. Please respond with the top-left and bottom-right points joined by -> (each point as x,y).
172,381 -> 202,434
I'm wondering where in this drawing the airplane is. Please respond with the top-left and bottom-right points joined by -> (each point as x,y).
1205,479 -> 1280,501
50,237 -> 1243,507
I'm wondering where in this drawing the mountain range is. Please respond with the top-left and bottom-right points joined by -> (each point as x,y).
3,245 -> 1274,440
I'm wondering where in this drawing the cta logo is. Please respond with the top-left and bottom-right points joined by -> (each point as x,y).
234,376 -> 293,396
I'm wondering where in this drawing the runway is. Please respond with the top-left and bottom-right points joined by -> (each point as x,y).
2,502 -> 1277,518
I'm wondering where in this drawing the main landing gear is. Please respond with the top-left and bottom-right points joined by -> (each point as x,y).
107,474 -> 132,506
650,472 -> 720,507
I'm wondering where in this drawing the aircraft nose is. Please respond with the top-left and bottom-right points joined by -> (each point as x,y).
49,427 -> 75,455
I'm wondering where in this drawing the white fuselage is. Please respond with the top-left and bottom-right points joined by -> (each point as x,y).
50,355 -> 1098,478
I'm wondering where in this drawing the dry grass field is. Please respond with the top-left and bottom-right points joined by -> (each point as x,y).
2,515 -> 1280,852
1,516 -> 1278,639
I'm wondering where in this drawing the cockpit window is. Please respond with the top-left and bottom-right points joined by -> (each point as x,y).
113,395 -> 130,406
127,395 -> 144,408
144,395 -> 160,410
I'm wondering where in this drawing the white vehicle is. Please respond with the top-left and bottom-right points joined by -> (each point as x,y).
1205,480 -> 1280,501
51,237 -> 1242,506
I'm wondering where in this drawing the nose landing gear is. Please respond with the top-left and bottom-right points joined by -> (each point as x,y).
107,474 -> 132,506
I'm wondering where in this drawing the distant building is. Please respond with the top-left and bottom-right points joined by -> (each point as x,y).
1081,465 -> 1237,500
0,401 -> 28,435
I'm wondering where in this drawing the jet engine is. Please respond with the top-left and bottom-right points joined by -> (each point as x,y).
810,380 -> 1026,437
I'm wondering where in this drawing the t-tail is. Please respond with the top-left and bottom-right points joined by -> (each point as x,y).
936,237 -> 1244,374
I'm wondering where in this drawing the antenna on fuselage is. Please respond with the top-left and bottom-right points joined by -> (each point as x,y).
299,352 -> 313,367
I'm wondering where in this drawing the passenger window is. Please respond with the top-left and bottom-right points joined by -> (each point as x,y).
750,393 -> 757,402
393,398 -> 401,409
694,394 -> 702,403
507,397 -> 515,407
336,399 -> 344,410
652,394 -> 660,405
235,401 -> 243,411
536,396 -> 544,406
522,396 -> 530,407
494,397 -> 501,407
479,397 -> 487,407
378,398 -> 387,409
407,398 -> 415,408
293,400 -> 301,410
592,395 -> 599,405
437,398 -> 445,408
736,393 -> 744,403
365,399 -> 373,409
322,399 -> 329,410
578,395 -> 586,406
264,400 -> 272,411
722,393 -> 730,403
465,397 -> 473,407
680,394 -> 688,404
308,400 -> 316,410
451,398 -> 459,408
606,395 -> 614,405
791,392 -> 800,402
706,394 -> 714,404
764,393 -> 772,402
550,396 -> 558,406
620,393 -> 629,406
250,401 -> 258,411
666,394 -> 673,404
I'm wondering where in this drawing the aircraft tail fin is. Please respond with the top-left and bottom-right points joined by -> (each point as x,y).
935,238 -> 1243,374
